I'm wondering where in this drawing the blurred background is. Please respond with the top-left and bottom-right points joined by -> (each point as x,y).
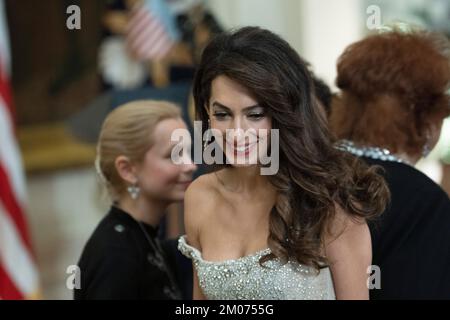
0,0 -> 449,299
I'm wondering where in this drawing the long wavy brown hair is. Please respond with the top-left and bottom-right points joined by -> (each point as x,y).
193,27 -> 389,270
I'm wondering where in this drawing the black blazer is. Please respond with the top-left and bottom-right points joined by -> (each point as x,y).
365,158 -> 450,299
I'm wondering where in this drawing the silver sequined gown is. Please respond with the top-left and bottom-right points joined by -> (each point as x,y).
178,236 -> 336,300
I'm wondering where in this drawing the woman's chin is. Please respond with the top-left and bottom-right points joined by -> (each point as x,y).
225,151 -> 260,167
226,157 -> 260,168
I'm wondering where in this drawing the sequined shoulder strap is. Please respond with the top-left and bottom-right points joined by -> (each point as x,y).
177,235 -> 203,262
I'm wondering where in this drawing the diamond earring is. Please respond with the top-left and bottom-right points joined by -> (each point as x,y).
422,132 -> 432,158
127,184 -> 140,200
422,143 -> 431,158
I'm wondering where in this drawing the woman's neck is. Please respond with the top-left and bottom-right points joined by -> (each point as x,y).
117,195 -> 168,227
394,152 -> 420,166
220,165 -> 273,194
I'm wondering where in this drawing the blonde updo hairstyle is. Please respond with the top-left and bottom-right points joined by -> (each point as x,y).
96,100 -> 182,201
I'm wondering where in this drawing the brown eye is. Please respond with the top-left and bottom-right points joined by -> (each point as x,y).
248,113 -> 265,120
213,112 -> 229,120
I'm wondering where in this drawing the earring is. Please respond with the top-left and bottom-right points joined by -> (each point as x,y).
127,183 -> 140,200
203,119 -> 211,150
422,143 -> 431,158
422,132 -> 432,158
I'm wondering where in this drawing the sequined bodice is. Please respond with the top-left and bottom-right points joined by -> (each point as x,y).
178,236 -> 335,300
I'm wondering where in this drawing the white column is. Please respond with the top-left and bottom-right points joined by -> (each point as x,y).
299,0 -> 365,87
206,0 -> 365,88
206,0 -> 303,53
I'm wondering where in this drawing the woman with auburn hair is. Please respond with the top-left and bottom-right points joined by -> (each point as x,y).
330,26 -> 450,299
178,27 -> 389,300
75,100 -> 197,299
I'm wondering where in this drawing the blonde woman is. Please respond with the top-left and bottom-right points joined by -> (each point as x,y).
75,100 -> 196,300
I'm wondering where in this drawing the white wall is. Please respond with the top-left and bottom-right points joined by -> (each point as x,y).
207,0 -> 303,53
206,0 -> 365,88
299,0 -> 364,87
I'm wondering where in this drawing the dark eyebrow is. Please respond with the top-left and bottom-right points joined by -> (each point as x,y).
211,101 -> 261,112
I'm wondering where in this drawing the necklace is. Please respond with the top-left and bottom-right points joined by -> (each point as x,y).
137,221 -> 166,269
137,221 -> 182,300
337,139 -> 413,166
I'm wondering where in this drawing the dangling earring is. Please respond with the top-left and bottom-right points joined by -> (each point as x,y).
203,119 -> 211,150
422,131 -> 431,158
127,183 -> 140,200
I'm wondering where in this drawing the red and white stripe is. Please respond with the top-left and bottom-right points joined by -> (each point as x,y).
0,0 -> 40,300
126,2 -> 174,61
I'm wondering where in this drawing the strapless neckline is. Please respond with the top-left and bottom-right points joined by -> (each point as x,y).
178,235 -> 336,300
178,235 -> 271,265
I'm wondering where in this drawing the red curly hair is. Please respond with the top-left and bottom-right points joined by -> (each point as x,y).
330,30 -> 450,155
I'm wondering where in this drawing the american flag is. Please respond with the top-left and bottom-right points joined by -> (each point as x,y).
126,0 -> 180,61
0,0 -> 40,299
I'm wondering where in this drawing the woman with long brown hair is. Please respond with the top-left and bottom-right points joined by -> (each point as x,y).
178,27 -> 389,300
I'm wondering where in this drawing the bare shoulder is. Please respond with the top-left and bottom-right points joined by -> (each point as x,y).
326,204 -> 368,242
183,172 -> 221,247
324,204 -> 372,299
324,204 -> 371,264
185,172 -> 221,210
